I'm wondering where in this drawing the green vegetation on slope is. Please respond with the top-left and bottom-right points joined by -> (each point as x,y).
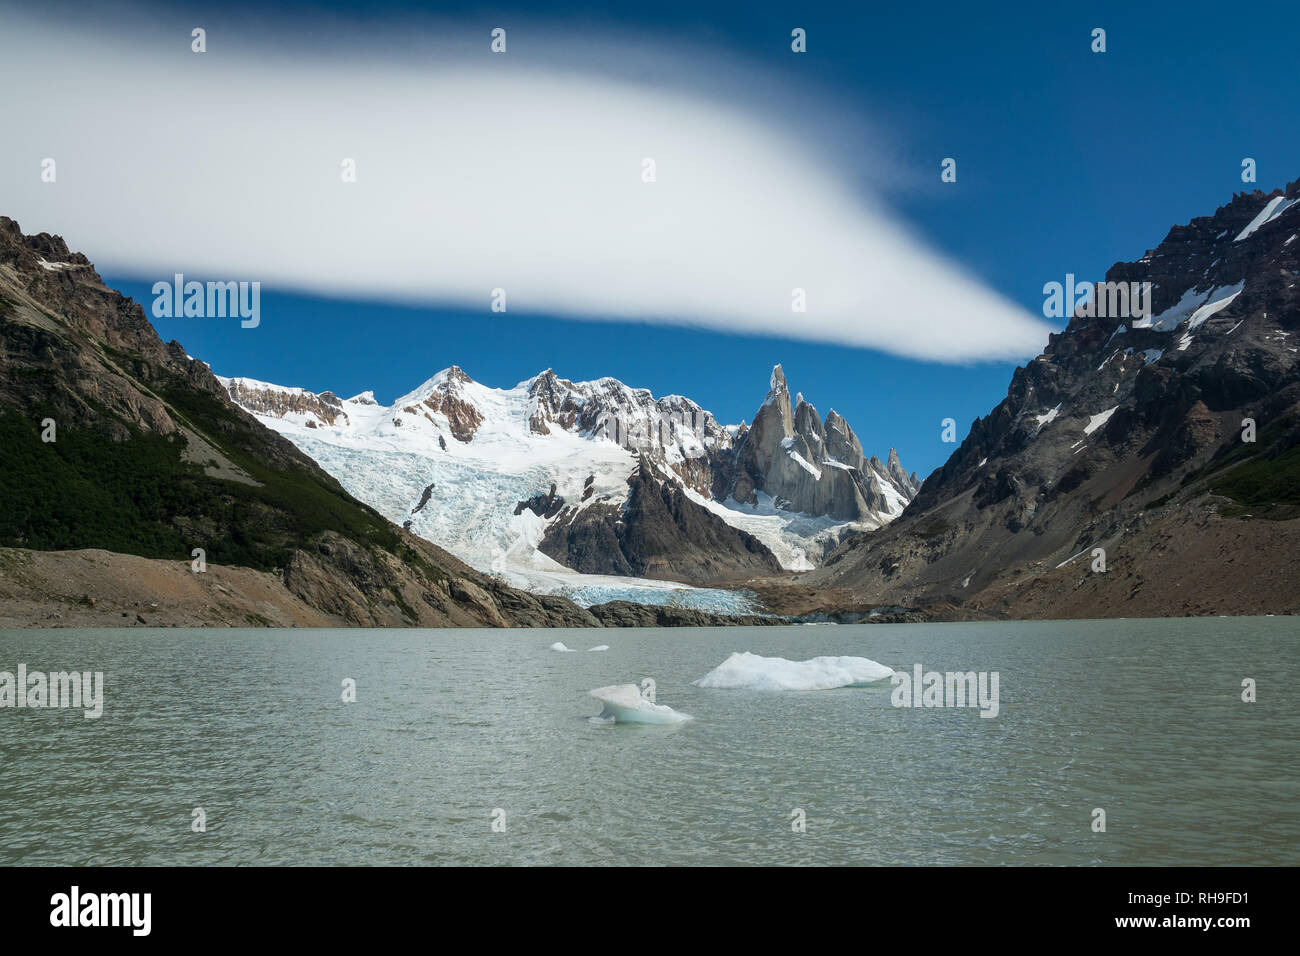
0,377 -> 398,568
1210,443 -> 1300,520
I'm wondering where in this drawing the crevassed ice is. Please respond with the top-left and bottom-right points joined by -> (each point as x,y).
255,409 -> 761,611
223,368 -> 882,586
683,489 -> 876,572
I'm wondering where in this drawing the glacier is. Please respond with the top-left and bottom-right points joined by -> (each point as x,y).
216,365 -> 914,605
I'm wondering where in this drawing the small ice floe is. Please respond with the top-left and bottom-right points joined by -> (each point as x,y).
693,651 -> 895,691
588,684 -> 691,724
587,645 -> 610,652
549,641 -> 576,652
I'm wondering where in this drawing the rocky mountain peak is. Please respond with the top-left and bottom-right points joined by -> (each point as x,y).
398,366 -> 483,442
727,366 -> 915,523
525,368 -> 572,435
886,447 -> 919,496
924,177 -> 1300,511
221,378 -> 350,429
0,218 -> 91,271
823,410 -> 866,470
812,176 -> 1300,618
442,365 -> 473,385
793,395 -> 827,455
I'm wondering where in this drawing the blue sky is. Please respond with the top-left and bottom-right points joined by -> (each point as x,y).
13,0 -> 1299,475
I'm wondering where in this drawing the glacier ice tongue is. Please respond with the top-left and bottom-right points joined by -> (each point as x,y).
588,684 -> 692,724
693,651 -> 896,691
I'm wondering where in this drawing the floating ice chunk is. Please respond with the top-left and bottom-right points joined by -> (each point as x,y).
588,684 -> 691,724
693,651 -> 896,691
549,641 -> 576,652
587,644 -> 610,652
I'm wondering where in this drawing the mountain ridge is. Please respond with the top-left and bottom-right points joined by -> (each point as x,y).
217,361 -> 919,591
782,178 -> 1300,618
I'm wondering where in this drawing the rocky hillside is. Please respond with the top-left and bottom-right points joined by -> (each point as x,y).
534,456 -> 782,584
0,216 -> 605,627
797,179 -> 1300,618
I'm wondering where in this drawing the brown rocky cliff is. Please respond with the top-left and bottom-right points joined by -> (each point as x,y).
224,380 -> 349,426
798,179 -> 1300,619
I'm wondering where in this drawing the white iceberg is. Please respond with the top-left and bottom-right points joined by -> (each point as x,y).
588,684 -> 692,724
587,645 -> 610,652
693,651 -> 896,691
549,641 -> 576,652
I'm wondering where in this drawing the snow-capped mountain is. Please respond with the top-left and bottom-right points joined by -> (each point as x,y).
217,365 -> 917,597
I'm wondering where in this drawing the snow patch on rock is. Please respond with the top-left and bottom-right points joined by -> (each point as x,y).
1084,406 -> 1118,436
1235,195 -> 1299,242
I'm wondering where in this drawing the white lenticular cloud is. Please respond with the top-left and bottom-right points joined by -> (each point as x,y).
0,10 -> 1050,362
